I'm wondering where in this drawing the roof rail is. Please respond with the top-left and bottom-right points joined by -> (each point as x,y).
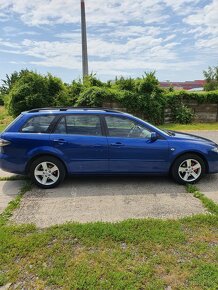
27,107 -> 122,113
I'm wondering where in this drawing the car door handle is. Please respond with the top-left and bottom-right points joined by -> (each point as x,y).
53,139 -> 68,145
110,142 -> 125,147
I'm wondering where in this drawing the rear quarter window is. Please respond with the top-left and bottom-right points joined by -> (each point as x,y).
21,115 -> 56,133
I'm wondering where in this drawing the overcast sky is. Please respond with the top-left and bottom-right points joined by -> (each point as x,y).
0,0 -> 217,83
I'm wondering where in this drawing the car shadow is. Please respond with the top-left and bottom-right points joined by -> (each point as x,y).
29,175 -> 188,198
1,180 -> 24,197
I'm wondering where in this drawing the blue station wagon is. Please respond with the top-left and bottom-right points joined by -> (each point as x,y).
1,107 -> 218,188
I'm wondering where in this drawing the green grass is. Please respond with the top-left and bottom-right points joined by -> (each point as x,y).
186,184 -> 218,215
0,189 -> 217,289
159,122 -> 218,131
0,106 -> 12,132
0,176 -> 28,182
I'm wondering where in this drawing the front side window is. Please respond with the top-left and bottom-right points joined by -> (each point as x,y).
54,115 -> 102,136
105,116 -> 151,138
21,115 -> 55,133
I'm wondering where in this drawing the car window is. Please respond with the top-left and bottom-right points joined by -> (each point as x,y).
105,116 -> 151,138
54,117 -> 67,134
54,115 -> 102,136
21,115 -> 55,133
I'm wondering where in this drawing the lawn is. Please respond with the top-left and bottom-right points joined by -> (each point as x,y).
0,216 -> 217,289
159,122 -> 218,131
0,182 -> 217,289
0,106 -> 12,132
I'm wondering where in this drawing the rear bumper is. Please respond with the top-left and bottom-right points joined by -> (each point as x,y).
0,153 -> 26,175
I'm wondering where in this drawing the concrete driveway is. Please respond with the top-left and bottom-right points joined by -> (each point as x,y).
0,130 -> 217,227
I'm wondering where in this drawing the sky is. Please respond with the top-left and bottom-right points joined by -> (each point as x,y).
0,0 -> 217,83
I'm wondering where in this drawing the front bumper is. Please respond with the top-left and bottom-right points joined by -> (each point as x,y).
207,151 -> 218,173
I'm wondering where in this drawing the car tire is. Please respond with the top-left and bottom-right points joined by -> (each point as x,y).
30,156 -> 66,189
171,153 -> 205,185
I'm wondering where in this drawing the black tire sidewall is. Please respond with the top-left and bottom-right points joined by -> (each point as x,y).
30,156 -> 66,189
171,154 -> 205,185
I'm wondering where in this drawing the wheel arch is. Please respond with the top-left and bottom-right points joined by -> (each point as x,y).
25,153 -> 69,176
170,151 -> 209,174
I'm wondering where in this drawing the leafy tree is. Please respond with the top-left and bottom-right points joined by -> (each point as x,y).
7,71 -> 65,116
76,86 -> 119,107
135,71 -> 160,94
0,70 -> 29,105
83,73 -> 105,88
203,66 -> 218,91
134,72 -> 165,124
46,73 -> 69,106
67,80 -> 84,105
114,76 -> 135,91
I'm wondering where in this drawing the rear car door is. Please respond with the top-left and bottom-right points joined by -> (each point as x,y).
104,115 -> 169,173
51,114 -> 109,173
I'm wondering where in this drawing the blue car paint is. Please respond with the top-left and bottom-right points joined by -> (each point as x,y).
1,110 -> 218,176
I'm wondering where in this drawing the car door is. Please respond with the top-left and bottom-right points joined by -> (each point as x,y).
51,114 -> 109,173
104,115 -> 169,173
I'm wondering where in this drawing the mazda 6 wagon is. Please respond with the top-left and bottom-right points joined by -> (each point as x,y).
1,107 -> 218,188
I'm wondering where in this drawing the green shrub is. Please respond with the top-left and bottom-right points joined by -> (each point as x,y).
120,73 -> 166,124
3,69 -> 218,125
7,71 -> 66,117
174,104 -> 194,124
76,86 -> 119,107
0,94 -> 4,105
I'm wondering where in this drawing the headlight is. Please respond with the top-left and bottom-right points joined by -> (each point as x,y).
211,147 -> 218,153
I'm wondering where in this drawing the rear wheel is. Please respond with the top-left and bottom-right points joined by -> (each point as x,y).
30,156 -> 66,189
171,154 -> 205,184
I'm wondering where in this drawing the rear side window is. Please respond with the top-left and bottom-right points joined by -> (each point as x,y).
21,115 -> 55,133
54,115 -> 102,136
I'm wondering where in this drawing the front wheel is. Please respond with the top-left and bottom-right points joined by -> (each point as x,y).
171,154 -> 205,184
30,156 -> 66,189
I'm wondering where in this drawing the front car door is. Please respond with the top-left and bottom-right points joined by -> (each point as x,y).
104,115 -> 169,173
51,114 -> 109,173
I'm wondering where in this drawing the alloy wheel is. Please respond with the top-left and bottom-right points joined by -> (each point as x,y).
178,159 -> 202,182
34,161 -> 60,186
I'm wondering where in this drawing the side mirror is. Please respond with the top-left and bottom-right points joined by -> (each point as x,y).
150,132 -> 157,142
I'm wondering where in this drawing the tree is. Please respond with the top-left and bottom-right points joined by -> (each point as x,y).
7,71 -> 66,116
114,76 -> 135,91
134,72 -> 165,124
0,70 -> 29,105
46,73 -> 70,106
76,86 -> 118,107
83,73 -> 105,88
203,66 -> 218,91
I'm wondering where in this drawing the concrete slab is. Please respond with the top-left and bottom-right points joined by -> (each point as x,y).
11,176 -> 206,227
0,168 -> 23,179
202,192 -> 218,204
197,174 -> 218,204
0,180 -> 23,214
0,169 -> 14,178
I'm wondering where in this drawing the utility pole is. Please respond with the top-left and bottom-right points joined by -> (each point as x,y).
81,0 -> 89,78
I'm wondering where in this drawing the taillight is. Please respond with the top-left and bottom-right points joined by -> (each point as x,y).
0,138 -> 11,147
